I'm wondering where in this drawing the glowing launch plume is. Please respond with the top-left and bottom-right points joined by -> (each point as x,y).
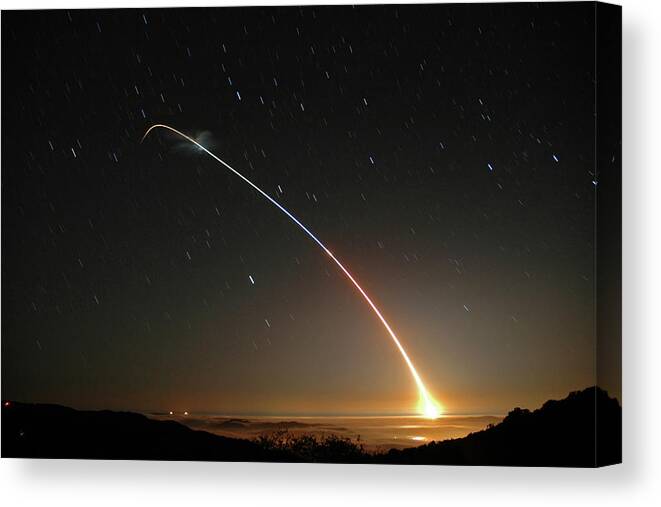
141,124 -> 442,418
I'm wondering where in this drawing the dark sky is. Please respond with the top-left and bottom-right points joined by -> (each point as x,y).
2,3 -> 603,415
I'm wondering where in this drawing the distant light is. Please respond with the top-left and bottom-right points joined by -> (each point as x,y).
487,163 -> 494,172
248,275 -> 255,285
169,411 -> 173,415
411,436 -> 426,441
552,154 -> 559,162
3,401 -> 10,408
183,411 -> 189,416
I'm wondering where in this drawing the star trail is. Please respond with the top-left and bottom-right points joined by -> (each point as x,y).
2,4 -> 605,416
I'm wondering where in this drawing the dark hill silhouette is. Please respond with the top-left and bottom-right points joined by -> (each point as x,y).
1,402 -> 294,461
2,386 -> 620,466
382,387 -> 621,467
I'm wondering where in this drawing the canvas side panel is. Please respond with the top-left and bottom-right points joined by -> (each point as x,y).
595,1 -> 622,467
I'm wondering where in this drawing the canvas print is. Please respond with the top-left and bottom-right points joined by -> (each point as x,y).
1,2 -> 621,466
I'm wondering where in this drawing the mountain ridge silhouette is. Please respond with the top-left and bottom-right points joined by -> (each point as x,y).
2,386 -> 620,466
383,386 -> 621,466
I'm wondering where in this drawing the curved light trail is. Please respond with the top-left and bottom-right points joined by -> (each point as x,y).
142,124 -> 442,418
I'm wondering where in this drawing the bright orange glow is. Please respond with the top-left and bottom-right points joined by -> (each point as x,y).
418,392 -> 443,419
142,124 -> 444,418
322,247 -> 444,419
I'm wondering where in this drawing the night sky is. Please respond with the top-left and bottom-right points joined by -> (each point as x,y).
2,4 -> 605,416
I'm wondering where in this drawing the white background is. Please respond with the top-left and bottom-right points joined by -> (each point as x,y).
1,0 -> 659,505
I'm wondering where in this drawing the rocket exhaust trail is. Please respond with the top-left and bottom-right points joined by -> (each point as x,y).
142,124 -> 442,418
